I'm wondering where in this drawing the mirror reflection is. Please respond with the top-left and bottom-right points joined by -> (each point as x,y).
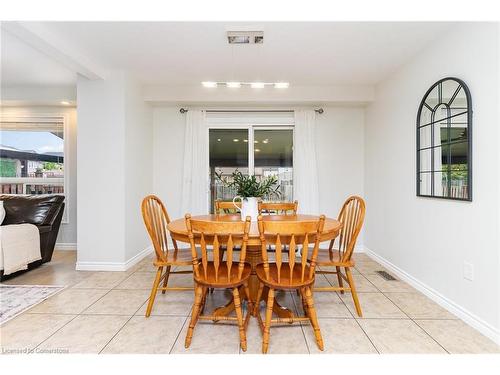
417,78 -> 471,200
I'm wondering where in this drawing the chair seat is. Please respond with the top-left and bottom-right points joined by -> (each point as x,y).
312,249 -> 354,267
256,263 -> 314,289
194,262 -> 252,288
154,248 -> 195,266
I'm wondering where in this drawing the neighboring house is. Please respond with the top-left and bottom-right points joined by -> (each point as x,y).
0,144 -> 64,194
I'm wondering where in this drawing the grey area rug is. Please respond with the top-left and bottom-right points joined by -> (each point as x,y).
0,284 -> 65,324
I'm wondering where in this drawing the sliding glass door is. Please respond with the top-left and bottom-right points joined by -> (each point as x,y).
209,126 -> 293,213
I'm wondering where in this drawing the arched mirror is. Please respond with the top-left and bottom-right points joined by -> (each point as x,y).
416,77 -> 472,201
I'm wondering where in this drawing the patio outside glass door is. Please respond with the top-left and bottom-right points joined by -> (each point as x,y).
209,126 -> 293,213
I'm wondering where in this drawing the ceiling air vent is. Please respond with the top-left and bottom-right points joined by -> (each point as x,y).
227,31 -> 264,44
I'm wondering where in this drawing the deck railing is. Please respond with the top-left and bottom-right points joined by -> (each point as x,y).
0,177 -> 64,195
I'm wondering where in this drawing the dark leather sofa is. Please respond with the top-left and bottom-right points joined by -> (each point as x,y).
0,194 -> 65,280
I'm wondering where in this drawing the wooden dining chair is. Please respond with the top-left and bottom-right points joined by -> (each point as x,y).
184,214 -> 253,352
254,215 -> 326,353
258,200 -> 298,215
312,196 -> 366,317
214,199 -> 241,214
141,195 -> 194,317
259,201 -> 298,254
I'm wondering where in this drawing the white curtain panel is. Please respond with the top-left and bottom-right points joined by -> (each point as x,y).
293,109 -> 320,214
180,109 -> 209,216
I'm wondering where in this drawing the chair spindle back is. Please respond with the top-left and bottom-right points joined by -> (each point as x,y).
214,199 -> 241,214
329,196 -> 365,263
141,195 -> 178,263
258,215 -> 325,284
185,214 -> 251,282
258,201 -> 298,216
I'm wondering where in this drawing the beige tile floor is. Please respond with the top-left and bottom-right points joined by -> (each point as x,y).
2,251 -> 500,354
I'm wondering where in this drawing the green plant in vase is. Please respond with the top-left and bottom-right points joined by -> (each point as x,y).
215,170 -> 281,220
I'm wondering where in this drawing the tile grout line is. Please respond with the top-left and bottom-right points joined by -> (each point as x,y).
8,254 -> 461,354
99,262 -> 186,354
4,252 -> 144,353
169,315 -> 191,354
32,285 -> 120,352
289,290 -> 311,354
362,265 -> 451,354
357,265 -> 451,353
382,291 -> 450,354
98,303 -> 149,354
323,268 -> 381,354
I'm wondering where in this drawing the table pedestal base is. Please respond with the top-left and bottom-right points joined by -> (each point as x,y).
212,245 -> 294,320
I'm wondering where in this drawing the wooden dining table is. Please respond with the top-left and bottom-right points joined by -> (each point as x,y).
168,214 -> 342,319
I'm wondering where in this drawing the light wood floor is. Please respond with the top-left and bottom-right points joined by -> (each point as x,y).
1,251 -> 499,354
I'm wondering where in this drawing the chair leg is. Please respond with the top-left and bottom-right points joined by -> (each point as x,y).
200,286 -> 208,314
185,284 -> 204,348
299,287 -> 308,316
346,267 -> 362,317
253,282 -> 264,316
304,286 -> 324,351
161,265 -> 171,294
145,266 -> 163,317
262,288 -> 274,354
243,283 -> 254,320
233,287 -> 248,352
336,266 -> 344,294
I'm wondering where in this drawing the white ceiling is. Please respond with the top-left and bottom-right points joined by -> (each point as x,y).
1,29 -> 77,87
2,22 -> 455,87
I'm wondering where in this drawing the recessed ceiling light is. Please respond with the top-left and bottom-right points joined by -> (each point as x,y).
274,82 -> 289,89
60,101 -> 70,105
202,81 -> 217,88
262,139 -> 269,144
251,82 -> 265,89
243,139 -> 248,142
255,148 -> 261,152
226,82 -> 241,88
217,138 -> 221,142
233,138 -> 239,142
254,140 -> 259,144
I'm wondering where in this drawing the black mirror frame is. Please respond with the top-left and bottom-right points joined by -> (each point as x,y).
416,77 -> 473,202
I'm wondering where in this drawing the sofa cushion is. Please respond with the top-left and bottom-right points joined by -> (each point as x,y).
0,195 -> 65,226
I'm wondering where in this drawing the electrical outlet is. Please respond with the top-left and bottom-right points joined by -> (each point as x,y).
463,261 -> 474,281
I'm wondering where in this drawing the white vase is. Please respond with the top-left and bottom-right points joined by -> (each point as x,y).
232,196 -> 259,221
0,201 -> 5,225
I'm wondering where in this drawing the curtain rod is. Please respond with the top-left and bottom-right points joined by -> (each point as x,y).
179,108 -> 324,114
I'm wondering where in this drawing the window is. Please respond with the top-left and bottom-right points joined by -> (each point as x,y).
0,115 -> 68,221
209,126 -> 293,213
416,78 -> 472,201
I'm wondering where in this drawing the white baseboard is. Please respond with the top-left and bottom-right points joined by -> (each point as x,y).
363,245 -> 500,345
124,246 -> 154,270
75,246 -> 153,272
54,242 -> 77,251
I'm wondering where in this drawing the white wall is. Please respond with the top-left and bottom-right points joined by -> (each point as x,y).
152,106 -> 365,238
364,23 -> 500,339
0,105 -> 77,245
152,107 -> 187,220
77,73 -> 126,265
77,72 -> 153,269
124,80 -> 153,261
316,107 -> 365,218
